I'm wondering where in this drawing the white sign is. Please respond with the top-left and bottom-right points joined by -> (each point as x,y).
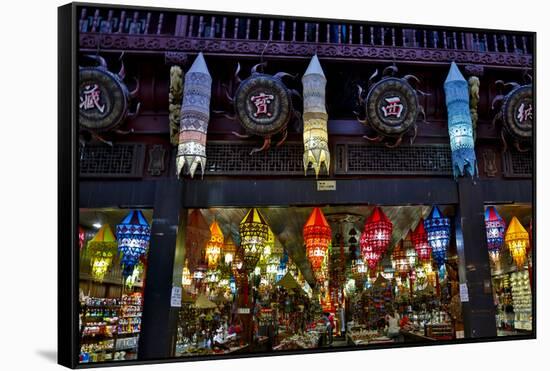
237,307 -> 251,314
317,180 -> 336,191
459,283 -> 469,302
170,286 -> 182,307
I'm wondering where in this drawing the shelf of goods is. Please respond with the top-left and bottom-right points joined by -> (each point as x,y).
79,298 -> 120,363
115,293 -> 143,361
510,270 -> 532,331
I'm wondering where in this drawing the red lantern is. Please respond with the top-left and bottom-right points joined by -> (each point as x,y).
411,218 -> 431,263
360,207 -> 392,269
303,208 -> 332,270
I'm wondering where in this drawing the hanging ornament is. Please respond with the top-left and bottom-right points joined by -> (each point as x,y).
505,216 -> 529,269
424,206 -> 451,269
176,52 -> 212,178
403,230 -> 417,268
87,225 -> 118,282
302,55 -> 330,177
303,207 -> 332,270
239,208 -> 269,273
412,218 -> 432,263
360,206 -> 393,271
231,245 -> 248,287
485,206 -> 506,263
206,220 -> 224,269
391,240 -> 410,279
222,235 -> 238,265
186,210 -> 211,273
444,62 -> 478,178
182,260 -> 192,287
116,210 -> 151,278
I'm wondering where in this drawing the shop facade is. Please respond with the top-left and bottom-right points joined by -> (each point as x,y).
75,4 -> 534,364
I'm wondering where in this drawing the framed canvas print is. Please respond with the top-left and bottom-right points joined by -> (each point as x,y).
58,2 -> 536,368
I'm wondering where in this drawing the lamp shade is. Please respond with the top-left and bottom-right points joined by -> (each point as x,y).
206,220 -> 224,269
391,240 -> 410,277
403,230 -> 418,267
412,218 -> 432,263
505,216 -> 529,269
116,210 -> 151,278
87,224 -> 118,282
239,208 -> 269,273
424,206 -> 451,268
485,206 -> 506,263
231,245 -> 248,286
222,235 -> 238,264
186,210 -> 211,273
303,207 -> 332,270
182,261 -> 192,287
360,207 -> 392,271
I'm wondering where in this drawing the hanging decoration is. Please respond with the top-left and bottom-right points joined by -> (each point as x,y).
87,224 -> 118,282
176,52 -> 212,178
391,240 -> 410,279
412,218 -> 431,263
491,76 -> 533,152
444,62 -> 478,178
79,225 -> 86,250
206,220 -> 224,269
186,210 -> 211,273
223,62 -> 301,154
403,230 -> 417,268
116,210 -> 151,278
181,261 -> 192,287
302,55 -> 330,177
303,207 -> 332,270
424,206 -> 451,269
505,216 -> 529,269
360,207 -> 393,272
222,235 -> 238,265
468,76 -> 480,142
125,261 -> 144,290
356,65 -> 427,148
351,254 -> 368,290
79,54 -> 140,144
485,206 -> 506,263
231,245 -> 248,287
239,208 -> 269,273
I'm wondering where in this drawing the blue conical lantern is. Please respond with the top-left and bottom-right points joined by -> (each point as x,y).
485,206 -> 506,263
424,206 -> 451,269
116,210 -> 151,278
444,62 -> 478,178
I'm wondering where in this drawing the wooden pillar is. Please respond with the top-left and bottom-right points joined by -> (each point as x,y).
138,179 -> 184,360
455,178 -> 497,338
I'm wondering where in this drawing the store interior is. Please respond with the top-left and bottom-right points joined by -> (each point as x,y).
78,203 -> 533,363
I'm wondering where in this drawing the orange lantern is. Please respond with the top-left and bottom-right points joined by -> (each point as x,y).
206,220 -> 224,269
303,207 -> 332,270
505,216 -> 529,269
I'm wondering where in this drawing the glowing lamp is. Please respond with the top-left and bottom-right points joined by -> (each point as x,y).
231,245 -> 248,286
485,206 -> 506,263
424,206 -> 451,268
182,262 -> 192,287
186,210 -> 211,273
193,262 -> 207,281
206,220 -> 224,269
239,208 -> 269,273
116,210 -> 151,278
87,224 -> 118,282
223,236 -> 237,265
412,218 -> 431,263
360,206 -> 392,259
303,207 -> 332,270
505,216 -> 529,269
403,230 -> 418,267
391,240 -> 410,278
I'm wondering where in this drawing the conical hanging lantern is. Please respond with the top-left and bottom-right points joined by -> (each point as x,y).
412,218 -> 432,263
485,206 -> 506,263
176,52 -> 212,178
505,216 -> 529,269
444,62 -> 478,178
391,240 -> 410,278
302,55 -> 330,177
87,224 -> 118,282
182,260 -> 192,287
303,207 -> 332,270
403,230 -> 417,267
186,210 -> 211,273
424,206 -> 451,268
79,225 -> 85,250
206,220 -> 224,269
239,208 -> 269,273
231,245 -> 248,286
222,235 -> 238,265
360,207 -> 392,272
116,210 -> 151,278
260,228 -> 275,266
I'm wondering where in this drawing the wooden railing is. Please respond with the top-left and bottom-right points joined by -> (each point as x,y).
79,7 -> 533,55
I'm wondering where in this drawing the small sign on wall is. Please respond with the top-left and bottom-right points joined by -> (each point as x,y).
237,307 -> 251,314
459,283 -> 469,302
170,286 -> 182,307
317,180 -> 336,191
